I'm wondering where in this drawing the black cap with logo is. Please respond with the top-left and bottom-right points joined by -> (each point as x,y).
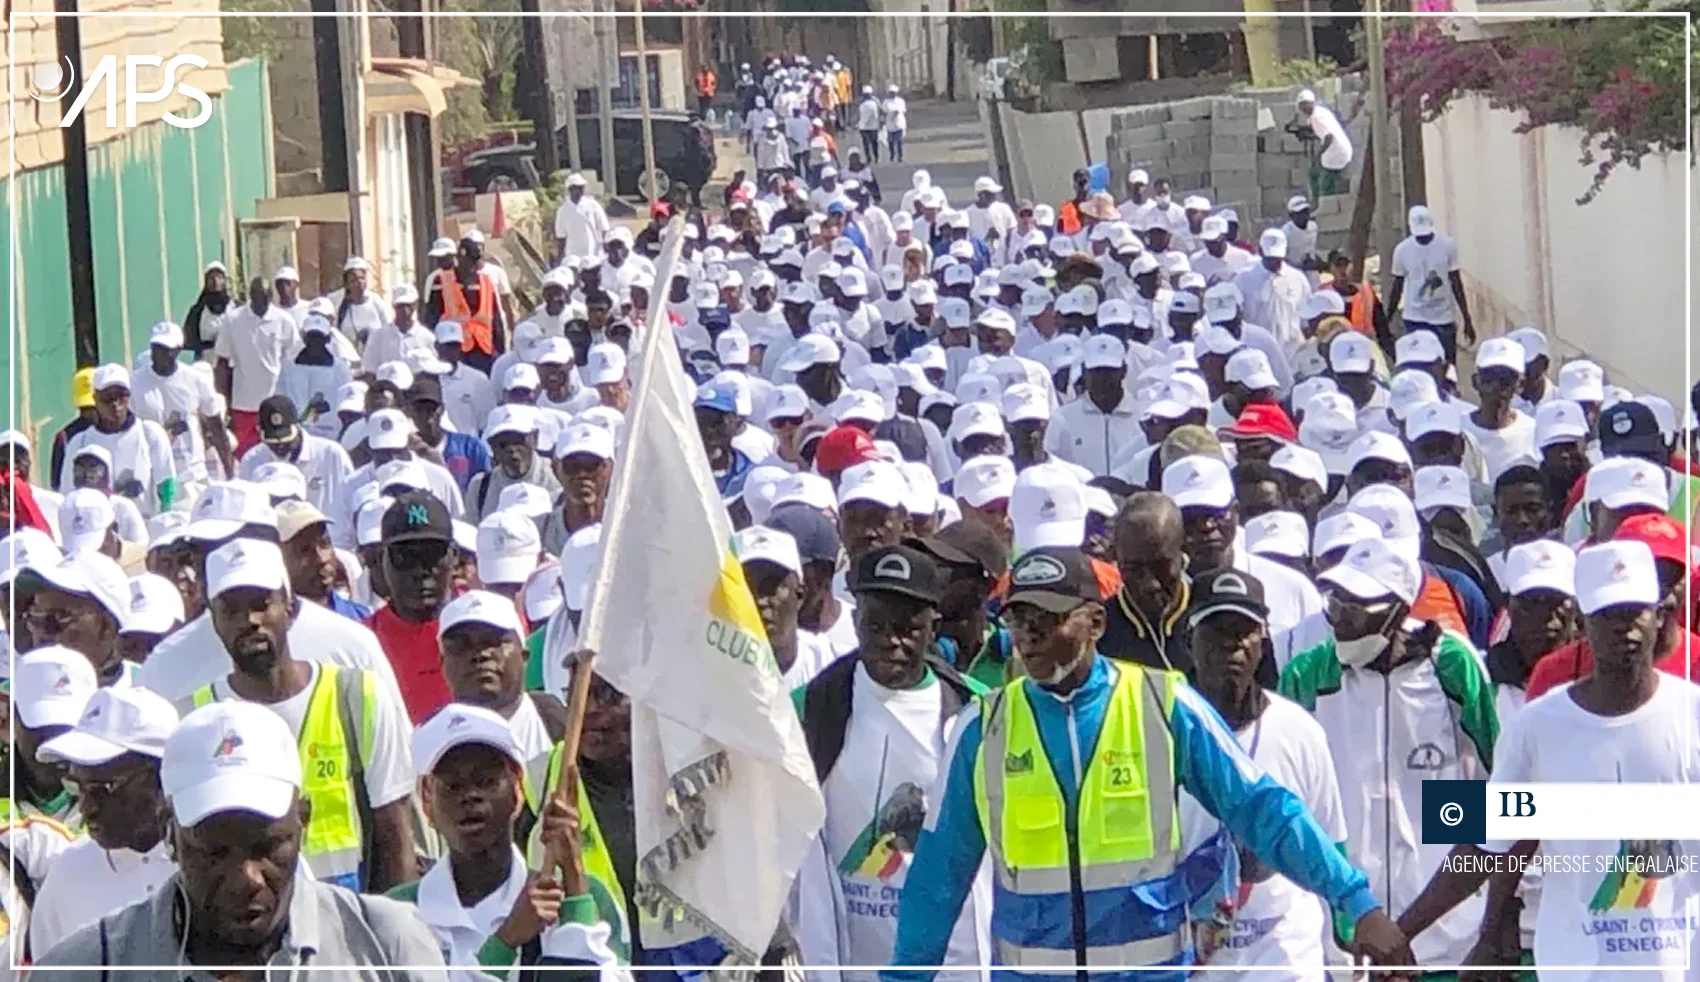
258,395 -> 300,443
1597,401 -> 1666,461
850,543 -> 943,606
381,490 -> 452,544
1185,568 -> 1270,630
1005,547 -> 1099,614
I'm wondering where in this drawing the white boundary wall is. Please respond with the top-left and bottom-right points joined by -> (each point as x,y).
1422,93 -> 1692,405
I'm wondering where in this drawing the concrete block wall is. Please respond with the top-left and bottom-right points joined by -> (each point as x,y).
1100,76 -> 1370,252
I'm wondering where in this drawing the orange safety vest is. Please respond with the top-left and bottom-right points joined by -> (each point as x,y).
1347,281 -> 1376,337
439,269 -> 497,356
695,69 -> 717,98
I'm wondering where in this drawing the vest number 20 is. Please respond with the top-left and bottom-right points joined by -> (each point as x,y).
315,759 -> 339,779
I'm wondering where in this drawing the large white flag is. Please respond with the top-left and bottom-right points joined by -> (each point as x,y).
559,219 -> 826,964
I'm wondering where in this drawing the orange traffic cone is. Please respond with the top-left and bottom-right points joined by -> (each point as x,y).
491,191 -> 508,239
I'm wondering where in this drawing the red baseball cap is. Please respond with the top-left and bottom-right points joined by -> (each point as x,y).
1225,402 -> 1298,445
814,426 -> 880,476
1613,512 -> 1695,569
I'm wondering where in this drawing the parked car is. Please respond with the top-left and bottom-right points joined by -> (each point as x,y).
458,111 -> 714,199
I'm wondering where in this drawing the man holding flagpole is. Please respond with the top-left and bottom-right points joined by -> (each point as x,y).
543,218 -> 827,972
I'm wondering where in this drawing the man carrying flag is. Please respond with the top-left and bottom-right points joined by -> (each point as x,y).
543,220 -> 826,971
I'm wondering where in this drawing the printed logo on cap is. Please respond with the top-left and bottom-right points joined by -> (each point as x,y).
1012,554 -> 1066,587
1631,470 -> 1649,486
268,410 -> 286,428
83,701 -> 102,722
225,546 -> 250,569
52,672 -> 72,694
379,416 -> 397,433
1612,412 -> 1634,435
872,553 -> 913,581
407,503 -> 431,527
1184,467 -> 1204,488
1038,495 -> 1057,519
1610,559 -> 1630,581
1210,572 -> 1251,597
214,728 -> 244,758
447,713 -> 469,731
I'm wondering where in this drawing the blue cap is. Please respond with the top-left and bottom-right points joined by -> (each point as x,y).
766,502 -> 841,564
827,201 -> 848,216
695,382 -> 739,415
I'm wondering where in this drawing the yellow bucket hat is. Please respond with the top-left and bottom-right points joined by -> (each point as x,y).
71,367 -> 96,408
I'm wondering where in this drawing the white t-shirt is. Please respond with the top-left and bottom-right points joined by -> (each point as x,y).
1306,104 -> 1353,171
205,660 -> 414,811
784,629 -> 839,689
214,304 -> 300,412
237,432 -> 356,518
882,97 -> 907,132
1186,694 -> 1340,981
1391,234 -> 1461,325
29,840 -> 173,957
135,600 -> 404,708
278,358 -> 355,441
1484,677 -> 1700,980
60,419 -> 177,517
1460,410 -> 1537,482
505,693 -> 556,767
554,194 -> 611,262
129,363 -> 222,486
324,290 -> 395,349
360,322 -> 436,374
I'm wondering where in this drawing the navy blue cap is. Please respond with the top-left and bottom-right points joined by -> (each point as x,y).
765,502 -> 841,564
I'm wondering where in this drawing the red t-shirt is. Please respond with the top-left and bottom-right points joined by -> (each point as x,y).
1523,631 -> 1700,701
367,606 -> 451,724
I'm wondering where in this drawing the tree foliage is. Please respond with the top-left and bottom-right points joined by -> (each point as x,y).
1385,9 -> 1694,204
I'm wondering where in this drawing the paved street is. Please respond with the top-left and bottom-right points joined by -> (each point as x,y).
868,99 -> 988,207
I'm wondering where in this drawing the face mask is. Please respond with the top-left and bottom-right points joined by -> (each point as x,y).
1335,632 -> 1389,668
1154,193 -> 1172,207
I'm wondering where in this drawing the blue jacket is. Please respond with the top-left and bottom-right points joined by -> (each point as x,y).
440,430 -> 491,494
885,656 -> 1378,982
1427,561 -> 1493,650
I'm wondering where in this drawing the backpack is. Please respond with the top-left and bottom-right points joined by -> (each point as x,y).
798,652 -> 977,785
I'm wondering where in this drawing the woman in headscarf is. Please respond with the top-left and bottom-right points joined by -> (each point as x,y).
181,261 -> 234,357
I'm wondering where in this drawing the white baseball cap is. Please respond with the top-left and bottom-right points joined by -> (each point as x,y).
1389,370 -> 1441,421
375,459 -> 429,495
496,481 -> 553,520
716,328 -> 752,367
485,404 -> 541,441
1225,349 -> 1278,390
1300,291 -> 1347,321
1395,331 -> 1445,368
1298,406 -> 1359,476
29,551 -> 130,627
162,701 -> 304,826
831,389 -> 888,427
253,460 -> 308,504
12,645 -> 98,729
837,461 -> 909,510
503,363 -> 541,392
1312,511 -> 1381,559
1258,228 -> 1288,259
954,455 -> 1017,508
1535,399 -> 1590,448
948,402 -> 1005,443
1202,283 -> 1242,324
367,408 -> 414,451
554,422 -> 616,462
374,361 -> 416,393
1507,326 -> 1548,363
1329,332 -> 1375,374
1083,335 -> 1127,371
1345,484 -> 1422,559
90,363 -> 130,393
124,572 -> 186,635
1558,360 -> 1605,403
476,512 -> 542,586
770,472 -> 836,514
1244,510 -> 1310,560
1584,457 -> 1667,511
583,343 -> 629,387
1504,539 -> 1577,598
1001,383 -> 1050,424
38,686 -> 179,765
58,487 -> 116,556
411,702 -> 526,776
438,588 -> 526,639
735,525 -> 803,576
765,384 -> 810,424
779,334 -> 842,373
356,495 -> 396,547
1406,400 -> 1464,442
1320,536 -> 1422,605
1270,444 -> 1329,491
1162,456 -> 1233,510
206,538 -> 290,600
1415,465 -> 1472,514
1010,463 -> 1087,552
148,320 -> 186,349
1347,430 -> 1414,474
1408,205 -> 1436,235
1475,337 -> 1525,374
1574,539 -> 1659,615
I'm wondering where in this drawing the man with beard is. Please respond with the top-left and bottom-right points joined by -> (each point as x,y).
215,278 -> 299,456
60,365 -> 178,516
237,395 -> 355,517
277,498 -> 370,622
29,701 -> 443,976
543,422 -> 613,556
191,538 -> 416,891
367,491 -> 459,723
130,319 -> 233,503
1181,568 -> 1346,977
29,687 -> 179,955
466,406 -> 559,522
890,546 -> 1413,977
792,543 -> 990,975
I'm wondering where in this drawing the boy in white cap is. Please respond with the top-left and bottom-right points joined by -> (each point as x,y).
390,703 -> 627,974
1389,205 -> 1474,364
188,538 -> 417,891
59,365 -> 179,516
29,686 -> 179,955
30,701 -> 445,976
1279,537 -> 1498,968
1399,540 -> 1700,978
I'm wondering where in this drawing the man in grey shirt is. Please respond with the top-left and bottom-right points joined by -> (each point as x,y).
31,701 -> 446,980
